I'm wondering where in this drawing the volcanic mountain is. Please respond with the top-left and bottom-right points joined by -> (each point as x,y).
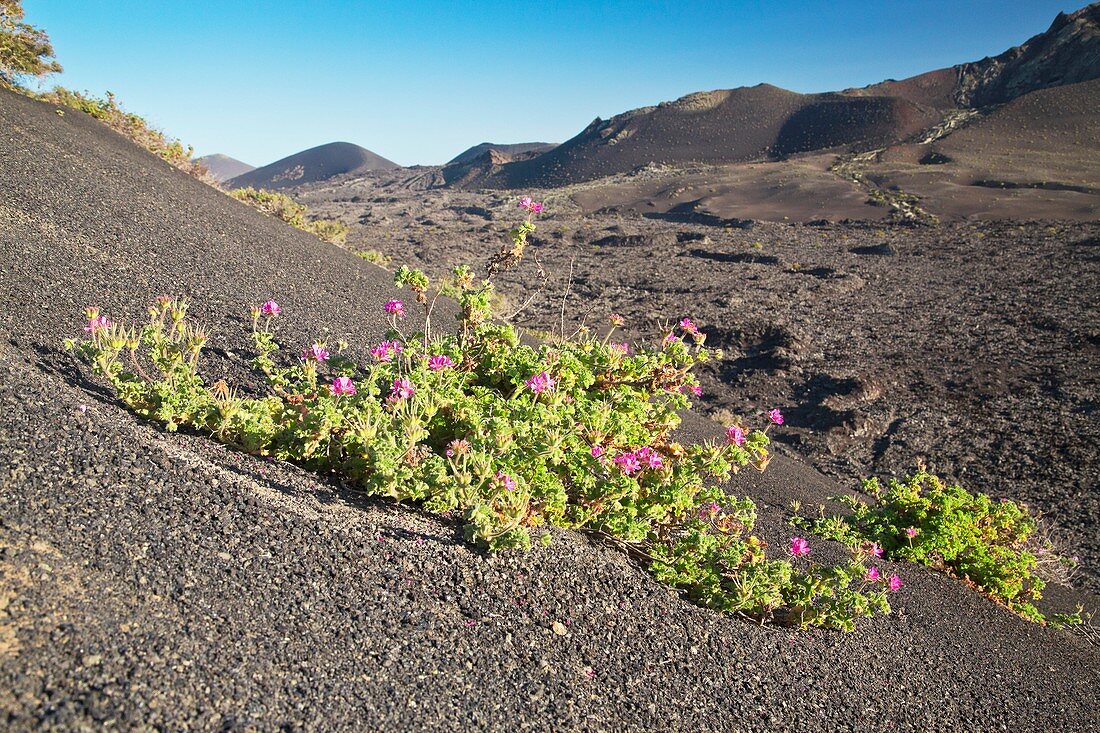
446,142 -> 557,166
195,153 -> 255,182
465,3 -> 1100,190
228,141 -> 400,190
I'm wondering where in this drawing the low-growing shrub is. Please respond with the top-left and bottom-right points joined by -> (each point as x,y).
68,198 -> 900,630
355,249 -> 392,267
791,470 -> 1078,623
228,186 -> 348,245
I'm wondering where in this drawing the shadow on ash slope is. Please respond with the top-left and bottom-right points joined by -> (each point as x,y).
300,185 -> 1100,590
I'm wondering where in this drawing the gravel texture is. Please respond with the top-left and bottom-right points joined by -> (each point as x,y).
2,86 -> 1099,731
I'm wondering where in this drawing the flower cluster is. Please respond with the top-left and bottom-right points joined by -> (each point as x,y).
519,196 -> 544,214
68,205 -> 918,632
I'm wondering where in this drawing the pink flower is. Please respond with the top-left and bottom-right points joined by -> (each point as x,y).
608,313 -> 625,327
689,385 -> 702,397
725,426 -> 746,446
789,537 -> 810,557
636,446 -> 663,470
698,502 -> 721,520
519,197 -> 543,213
866,566 -> 881,581
888,574 -> 903,592
390,377 -> 415,400
679,318 -> 699,336
370,340 -> 403,362
384,299 -> 405,318
495,471 -> 517,491
905,527 -> 919,539
83,315 -> 110,333
260,300 -> 280,316
331,376 -> 356,396
868,542 -> 883,558
610,342 -> 631,355
614,452 -> 641,475
427,354 -> 455,371
767,408 -> 784,425
524,371 -> 557,394
590,445 -> 604,458
302,343 -> 329,362
663,332 -> 680,346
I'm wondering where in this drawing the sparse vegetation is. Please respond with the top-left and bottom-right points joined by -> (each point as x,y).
355,249 -> 392,267
228,186 -> 349,245
791,470 -> 1080,624
68,199 -> 901,631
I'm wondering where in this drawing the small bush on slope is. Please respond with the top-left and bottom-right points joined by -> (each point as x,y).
790,470 -> 1081,624
67,199 -> 899,631
228,187 -> 349,245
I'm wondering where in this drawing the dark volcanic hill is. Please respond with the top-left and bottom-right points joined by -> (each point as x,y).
195,153 -> 255,182
228,141 -> 400,190
2,84 -> 1099,730
466,3 -> 1099,190
446,141 -> 557,166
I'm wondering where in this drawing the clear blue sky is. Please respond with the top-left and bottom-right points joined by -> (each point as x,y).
25,0 -> 1084,167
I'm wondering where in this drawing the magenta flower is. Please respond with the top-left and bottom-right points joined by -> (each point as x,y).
83,315 -> 110,333
260,300 -> 280,316
698,502 -> 721,520
331,376 -> 356,396
370,340 -> 403,363
866,566 -> 881,581
789,537 -> 811,557
495,471 -> 517,491
905,527 -> 919,539
302,343 -> 329,362
888,574 -> 903,592
518,196 -> 544,214
614,452 -> 641,475
679,317 -> 699,336
524,371 -> 557,394
384,299 -> 405,318
427,354 -> 455,371
636,446 -> 663,470
689,385 -> 702,397
663,332 -> 680,346
390,377 -> 415,400
725,426 -> 746,447
767,408 -> 784,425
867,542 -> 883,558
590,445 -> 604,458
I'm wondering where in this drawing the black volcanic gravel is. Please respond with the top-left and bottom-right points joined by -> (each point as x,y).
2,87 -> 1099,731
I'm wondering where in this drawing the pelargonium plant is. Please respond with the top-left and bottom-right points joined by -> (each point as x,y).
67,197 -> 896,631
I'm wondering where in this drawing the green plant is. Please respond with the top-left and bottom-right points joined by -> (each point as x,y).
68,199 -> 897,631
0,1 -> 61,87
791,470 -> 1078,623
307,218 -> 349,246
228,187 -> 349,245
356,249 -> 392,268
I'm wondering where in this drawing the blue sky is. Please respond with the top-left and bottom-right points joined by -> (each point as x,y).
25,1 -> 1083,166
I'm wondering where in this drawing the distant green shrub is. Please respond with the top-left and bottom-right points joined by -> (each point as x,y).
791,470 -> 1078,623
356,249 -> 392,267
228,187 -> 348,245
307,218 -> 349,245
